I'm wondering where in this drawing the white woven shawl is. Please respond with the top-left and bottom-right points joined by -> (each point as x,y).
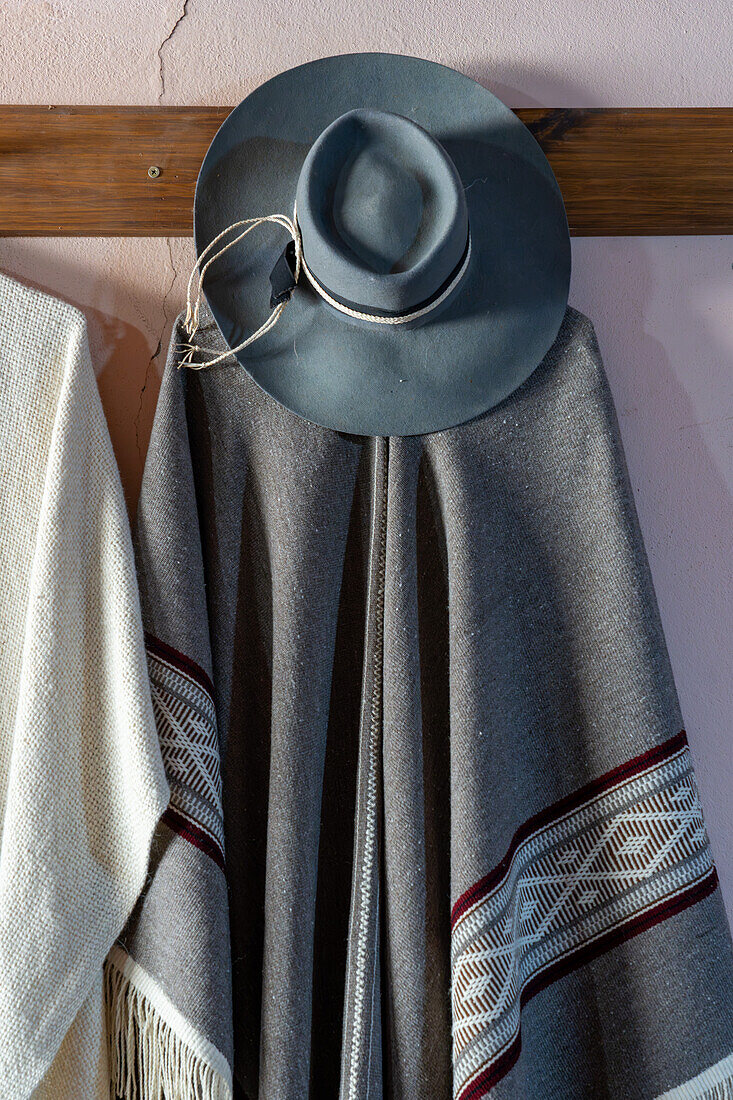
0,272 -> 170,1098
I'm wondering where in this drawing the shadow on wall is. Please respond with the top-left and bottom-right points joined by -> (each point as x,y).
0,235 -> 196,516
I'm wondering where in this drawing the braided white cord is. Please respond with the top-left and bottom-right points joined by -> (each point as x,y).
178,211 -> 302,370
177,200 -> 471,370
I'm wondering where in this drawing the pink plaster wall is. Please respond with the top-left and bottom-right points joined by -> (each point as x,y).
1,2 -> 731,918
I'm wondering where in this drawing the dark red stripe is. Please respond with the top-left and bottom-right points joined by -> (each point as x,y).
459,1033 -> 522,1099
456,867 -> 718,1100
144,631 -> 215,699
452,729 -> 689,926
161,805 -> 226,872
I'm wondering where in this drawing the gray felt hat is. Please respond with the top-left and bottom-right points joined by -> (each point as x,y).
189,51 -> 571,436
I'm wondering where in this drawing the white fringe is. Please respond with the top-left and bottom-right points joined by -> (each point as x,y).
103,944 -> 233,1100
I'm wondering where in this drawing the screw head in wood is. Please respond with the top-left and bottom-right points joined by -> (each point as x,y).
148,165 -> 161,178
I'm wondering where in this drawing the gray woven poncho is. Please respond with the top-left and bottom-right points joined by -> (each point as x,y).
113,300 -> 733,1100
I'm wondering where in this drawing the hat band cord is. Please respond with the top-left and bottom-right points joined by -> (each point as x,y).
177,204 -> 471,371
298,224 -> 472,325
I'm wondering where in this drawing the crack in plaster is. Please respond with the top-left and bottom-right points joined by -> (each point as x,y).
157,0 -> 190,102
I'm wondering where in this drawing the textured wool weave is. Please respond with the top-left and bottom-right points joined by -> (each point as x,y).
119,297 -> 733,1100
0,271 -> 170,1098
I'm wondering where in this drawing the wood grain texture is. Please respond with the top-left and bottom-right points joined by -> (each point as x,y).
521,108 -> 733,235
0,106 -> 730,236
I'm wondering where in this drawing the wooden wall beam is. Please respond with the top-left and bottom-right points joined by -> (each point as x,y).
0,106 -> 730,236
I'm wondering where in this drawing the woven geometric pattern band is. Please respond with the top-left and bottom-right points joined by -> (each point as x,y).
451,731 -> 718,1100
145,634 -> 225,871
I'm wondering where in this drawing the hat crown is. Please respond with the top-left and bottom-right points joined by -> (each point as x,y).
295,108 -> 469,315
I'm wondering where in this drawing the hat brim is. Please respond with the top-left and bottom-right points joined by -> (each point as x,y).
193,52 -> 571,436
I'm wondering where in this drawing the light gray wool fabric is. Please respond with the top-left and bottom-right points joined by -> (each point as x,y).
120,299 -> 733,1100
